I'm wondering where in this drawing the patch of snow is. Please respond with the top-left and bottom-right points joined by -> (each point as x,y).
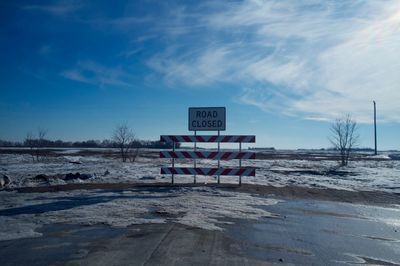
368,154 -> 391,159
56,149 -> 82,155
63,156 -> 82,163
0,187 -> 278,240
0,217 -> 42,240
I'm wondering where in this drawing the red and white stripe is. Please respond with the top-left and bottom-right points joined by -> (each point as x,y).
160,151 -> 255,160
161,167 -> 255,176
160,135 -> 255,143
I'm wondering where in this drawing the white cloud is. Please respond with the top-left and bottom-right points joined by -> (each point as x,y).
38,44 -> 52,56
286,7 -> 400,123
147,0 -> 400,123
21,1 -> 83,16
147,46 -> 237,86
61,61 -> 132,88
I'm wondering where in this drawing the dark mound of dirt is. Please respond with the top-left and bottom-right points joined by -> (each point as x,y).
9,182 -> 400,206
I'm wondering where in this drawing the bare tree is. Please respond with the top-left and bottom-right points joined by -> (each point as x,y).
25,132 -> 36,162
128,147 -> 140,163
329,114 -> 359,166
112,123 -> 135,162
36,128 -> 47,161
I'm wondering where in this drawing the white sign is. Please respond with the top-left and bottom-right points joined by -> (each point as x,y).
189,107 -> 226,131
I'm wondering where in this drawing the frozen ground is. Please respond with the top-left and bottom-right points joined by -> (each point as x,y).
0,187 -> 278,240
1,149 -> 399,193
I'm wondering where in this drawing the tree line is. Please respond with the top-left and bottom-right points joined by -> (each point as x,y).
0,116 -> 366,166
0,124 -> 180,162
0,138 -> 175,149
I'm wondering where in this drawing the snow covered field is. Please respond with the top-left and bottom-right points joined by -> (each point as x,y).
1,149 -> 399,193
1,148 -> 399,242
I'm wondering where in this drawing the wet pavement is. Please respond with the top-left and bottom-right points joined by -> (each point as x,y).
0,197 -> 399,265
225,199 -> 400,265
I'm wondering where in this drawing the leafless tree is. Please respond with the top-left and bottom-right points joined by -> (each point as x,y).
329,114 -> 359,166
24,128 -> 47,162
128,147 -> 140,163
36,128 -> 47,161
25,132 -> 36,162
112,123 -> 135,162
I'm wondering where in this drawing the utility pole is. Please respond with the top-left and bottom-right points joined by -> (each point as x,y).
373,101 -> 377,155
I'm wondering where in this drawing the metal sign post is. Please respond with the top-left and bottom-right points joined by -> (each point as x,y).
239,142 -> 242,185
217,130 -> 220,184
194,130 -> 197,184
172,141 -> 175,184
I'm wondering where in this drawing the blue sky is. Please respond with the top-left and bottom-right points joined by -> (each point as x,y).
0,0 -> 399,149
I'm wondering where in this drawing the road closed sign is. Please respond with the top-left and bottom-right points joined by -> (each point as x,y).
189,107 -> 226,131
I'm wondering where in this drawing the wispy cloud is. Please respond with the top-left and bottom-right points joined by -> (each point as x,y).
21,1 -> 83,16
20,0 -> 400,123
61,61 -> 132,88
38,44 -> 52,56
146,0 -> 400,123
147,46 -> 237,86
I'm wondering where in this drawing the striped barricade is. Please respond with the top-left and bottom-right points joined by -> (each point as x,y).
160,134 -> 256,184
160,151 -> 255,160
160,135 -> 255,143
161,167 -> 255,176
